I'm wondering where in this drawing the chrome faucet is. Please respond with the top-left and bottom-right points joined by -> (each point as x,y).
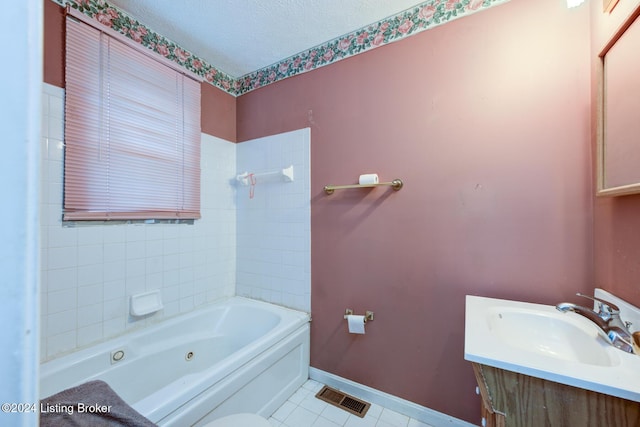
556,293 -> 635,354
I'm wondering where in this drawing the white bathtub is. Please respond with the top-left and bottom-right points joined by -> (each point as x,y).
40,297 -> 310,426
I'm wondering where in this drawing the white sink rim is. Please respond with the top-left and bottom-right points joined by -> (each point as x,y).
464,294 -> 640,403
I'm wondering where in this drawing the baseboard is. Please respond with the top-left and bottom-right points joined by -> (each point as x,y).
309,367 -> 478,427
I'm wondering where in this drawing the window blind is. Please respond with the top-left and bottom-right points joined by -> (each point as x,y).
63,9 -> 201,220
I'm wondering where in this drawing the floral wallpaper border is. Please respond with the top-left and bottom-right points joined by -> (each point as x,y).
52,0 -> 509,97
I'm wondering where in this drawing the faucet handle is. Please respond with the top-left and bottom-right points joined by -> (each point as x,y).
576,293 -> 620,315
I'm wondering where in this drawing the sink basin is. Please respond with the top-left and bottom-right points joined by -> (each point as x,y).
465,295 -> 640,403
486,307 -> 614,366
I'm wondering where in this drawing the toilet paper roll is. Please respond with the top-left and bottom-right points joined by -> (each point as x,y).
358,174 -> 379,185
347,315 -> 366,334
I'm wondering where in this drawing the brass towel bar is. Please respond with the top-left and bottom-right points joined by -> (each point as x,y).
324,179 -> 403,195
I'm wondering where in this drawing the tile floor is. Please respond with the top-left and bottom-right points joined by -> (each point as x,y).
267,380 -> 435,427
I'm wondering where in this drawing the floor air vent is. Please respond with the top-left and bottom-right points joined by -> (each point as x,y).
315,385 -> 371,418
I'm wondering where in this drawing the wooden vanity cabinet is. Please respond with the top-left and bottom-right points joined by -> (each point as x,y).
471,362 -> 640,427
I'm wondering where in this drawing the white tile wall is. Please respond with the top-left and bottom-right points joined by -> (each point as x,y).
236,129 -> 311,312
41,84 -> 311,361
40,83 -> 237,361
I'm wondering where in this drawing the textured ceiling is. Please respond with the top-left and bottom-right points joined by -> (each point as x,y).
106,0 -> 430,77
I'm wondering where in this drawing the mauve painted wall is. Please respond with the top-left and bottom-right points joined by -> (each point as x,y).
592,1 -> 640,309
43,0 -> 64,88
237,0 -> 591,422
42,0 -> 236,141
201,80 -> 237,142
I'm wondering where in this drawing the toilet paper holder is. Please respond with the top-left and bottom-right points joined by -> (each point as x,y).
344,309 -> 374,322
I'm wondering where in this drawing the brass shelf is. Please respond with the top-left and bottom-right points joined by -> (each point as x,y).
323,179 -> 403,195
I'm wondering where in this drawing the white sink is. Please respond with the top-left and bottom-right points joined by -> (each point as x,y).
486,307 -> 615,366
465,293 -> 640,402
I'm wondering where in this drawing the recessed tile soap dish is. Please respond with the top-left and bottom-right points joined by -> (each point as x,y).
130,290 -> 163,317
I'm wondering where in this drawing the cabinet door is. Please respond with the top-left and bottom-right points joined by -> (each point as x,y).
472,363 -> 505,427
